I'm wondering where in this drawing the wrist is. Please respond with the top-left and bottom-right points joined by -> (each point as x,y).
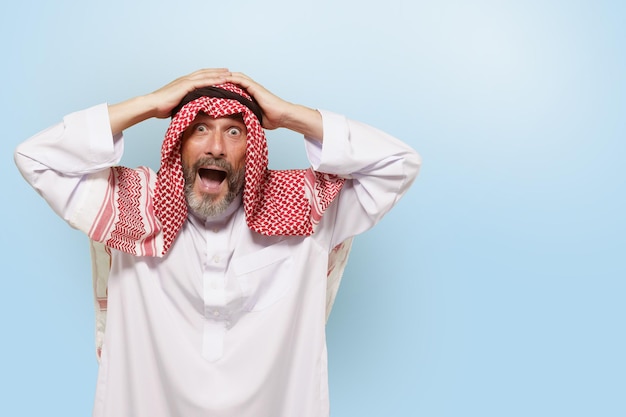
138,94 -> 163,119
108,95 -> 159,135
281,104 -> 323,141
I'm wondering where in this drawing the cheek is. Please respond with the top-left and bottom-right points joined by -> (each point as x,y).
232,143 -> 247,171
180,152 -> 191,171
180,138 -> 202,167
180,140 -> 192,163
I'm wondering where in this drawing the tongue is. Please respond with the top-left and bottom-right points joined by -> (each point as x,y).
199,169 -> 226,189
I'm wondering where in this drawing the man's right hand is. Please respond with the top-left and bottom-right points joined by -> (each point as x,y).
108,68 -> 231,135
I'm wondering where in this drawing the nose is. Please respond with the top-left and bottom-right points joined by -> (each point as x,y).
203,131 -> 225,157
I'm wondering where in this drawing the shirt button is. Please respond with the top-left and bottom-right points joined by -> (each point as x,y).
213,310 -> 220,317
212,255 -> 220,264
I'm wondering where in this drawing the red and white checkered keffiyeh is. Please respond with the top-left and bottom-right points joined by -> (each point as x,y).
90,83 -> 345,257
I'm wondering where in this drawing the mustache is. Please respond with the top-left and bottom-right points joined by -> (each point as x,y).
190,157 -> 234,175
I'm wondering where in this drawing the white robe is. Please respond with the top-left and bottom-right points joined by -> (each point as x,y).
15,104 -> 421,417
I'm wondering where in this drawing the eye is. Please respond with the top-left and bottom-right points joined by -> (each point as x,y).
195,124 -> 208,133
227,127 -> 242,136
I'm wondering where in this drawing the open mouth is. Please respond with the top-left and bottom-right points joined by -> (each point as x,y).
198,168 -> 227,190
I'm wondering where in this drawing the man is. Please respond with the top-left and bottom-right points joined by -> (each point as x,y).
15,69 -> 421,417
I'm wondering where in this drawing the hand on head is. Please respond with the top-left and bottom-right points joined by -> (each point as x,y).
224,72 -> 323,139
224,72 -> 294,131
146,68 -> 232,119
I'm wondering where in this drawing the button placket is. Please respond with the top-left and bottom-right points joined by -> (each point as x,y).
198,205 -> 244,360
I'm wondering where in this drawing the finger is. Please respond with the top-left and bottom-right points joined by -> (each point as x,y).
185,69 -> 231,87
171,70 -> 232,95
187,68 -> 230,80
168,69 -> 229,91
187,68 -> 229,76
226,72 -> 259,88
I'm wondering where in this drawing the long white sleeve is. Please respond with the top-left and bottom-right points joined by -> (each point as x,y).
14,103 -> 123,223
305,110 -> 421,248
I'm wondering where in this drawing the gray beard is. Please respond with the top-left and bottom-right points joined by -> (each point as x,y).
183,157 -> 245,220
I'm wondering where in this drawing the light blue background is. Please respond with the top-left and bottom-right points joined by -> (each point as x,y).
1,0 -> 624,416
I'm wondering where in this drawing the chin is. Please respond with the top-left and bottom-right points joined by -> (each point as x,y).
186,190 -> 233,219
183,166 -> 244,220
